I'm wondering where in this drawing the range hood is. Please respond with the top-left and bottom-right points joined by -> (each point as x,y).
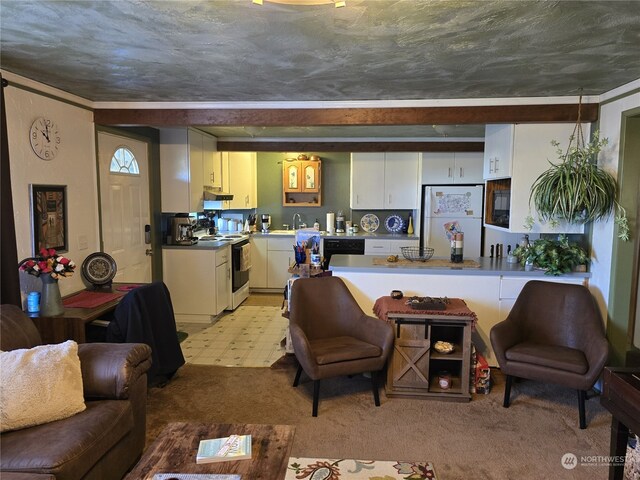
203,186 -> 233,201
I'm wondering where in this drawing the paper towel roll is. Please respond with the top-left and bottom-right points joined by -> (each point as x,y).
326,212 -> 335,234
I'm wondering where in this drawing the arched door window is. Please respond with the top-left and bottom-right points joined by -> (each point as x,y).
109,146 -> 140,175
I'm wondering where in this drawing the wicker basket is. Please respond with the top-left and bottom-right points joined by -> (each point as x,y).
400,246 -> 435,262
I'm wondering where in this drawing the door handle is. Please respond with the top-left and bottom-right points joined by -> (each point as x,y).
495,158 -> 500,172
460,167 -> 463,178
145,249 -> 153,256
448,167 -> 452,178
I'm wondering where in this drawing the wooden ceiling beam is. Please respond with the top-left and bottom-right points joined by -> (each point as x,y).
216,141 -> 485,152
93,104 -> 599,126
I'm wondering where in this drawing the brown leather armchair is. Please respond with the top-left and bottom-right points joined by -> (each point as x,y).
0,304 -> 152,479
289,276 -> 394,416
490,280 -> 609,429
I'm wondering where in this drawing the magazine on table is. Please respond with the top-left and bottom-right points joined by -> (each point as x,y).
196,434 -> 252,464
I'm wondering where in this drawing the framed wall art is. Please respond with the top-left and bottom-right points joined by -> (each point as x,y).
30,184 -> 68,254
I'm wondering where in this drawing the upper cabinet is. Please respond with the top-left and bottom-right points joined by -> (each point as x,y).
202,135 -> 222,190
282,158 -> 322,206
483,124 -> 515,180
160,128 -> 212,213
422,152 -> 484,184
350,152 -> 420,209
222,152 -> 257,210
484,123 -> 590,233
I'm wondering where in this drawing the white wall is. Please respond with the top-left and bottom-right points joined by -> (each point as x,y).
589,83 -> 640,320
5,83 -> 100,302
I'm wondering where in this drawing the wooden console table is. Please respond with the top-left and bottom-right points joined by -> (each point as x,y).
601,367 -> 640,480
126,422 -> 295,480
28,283 -> 140,344
374,296 -> 476,401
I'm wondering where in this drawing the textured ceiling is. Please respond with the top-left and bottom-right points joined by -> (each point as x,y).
2,0 -> 640,104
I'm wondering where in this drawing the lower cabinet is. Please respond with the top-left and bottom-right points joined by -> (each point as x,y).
162,247 -> 230,322
364,238 -> 419,255
267,237 -> 294,289
498,275 -> 586,319
215,247 -> 230,313
385,312 -> 474,401
249,235 -> 294,291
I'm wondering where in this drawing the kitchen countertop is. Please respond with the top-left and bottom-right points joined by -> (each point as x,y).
329,254 -> 591,278
250,231 -> 419,240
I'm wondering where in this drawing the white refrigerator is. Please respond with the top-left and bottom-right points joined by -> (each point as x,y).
421,185 -> 484,258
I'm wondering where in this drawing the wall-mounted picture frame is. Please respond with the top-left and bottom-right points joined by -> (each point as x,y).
30,184 -> 68,254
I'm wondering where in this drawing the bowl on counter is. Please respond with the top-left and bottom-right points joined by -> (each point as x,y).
400,246 -> 435,262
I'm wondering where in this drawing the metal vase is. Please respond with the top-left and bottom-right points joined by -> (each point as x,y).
40,273 -> 64,316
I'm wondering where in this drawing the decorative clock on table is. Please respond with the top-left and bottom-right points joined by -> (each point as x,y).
81,252 -> 117,290
29,117 -> 61,160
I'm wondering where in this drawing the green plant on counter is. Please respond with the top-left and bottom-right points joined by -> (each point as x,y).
528,129 -> 629,241
512,235 -> 589,276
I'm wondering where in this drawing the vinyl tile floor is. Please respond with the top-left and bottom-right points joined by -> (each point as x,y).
177,297 -> 288,367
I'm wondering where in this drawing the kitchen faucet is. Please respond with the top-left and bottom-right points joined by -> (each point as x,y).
292,213 -> 302,230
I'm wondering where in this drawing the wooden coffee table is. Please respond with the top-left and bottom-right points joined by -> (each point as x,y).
126,423 -> 295,480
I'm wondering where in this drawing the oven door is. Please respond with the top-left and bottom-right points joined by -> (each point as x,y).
231,240 -> 250,292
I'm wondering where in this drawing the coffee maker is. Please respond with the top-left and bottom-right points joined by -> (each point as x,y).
171,215 -> 197,245
261,214 -> 271,233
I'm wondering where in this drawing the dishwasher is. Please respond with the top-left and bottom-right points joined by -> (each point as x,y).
322,238 -> 365,269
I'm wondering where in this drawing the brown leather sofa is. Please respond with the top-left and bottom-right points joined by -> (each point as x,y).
490,280 -> 609,429
0,304 -> 152,479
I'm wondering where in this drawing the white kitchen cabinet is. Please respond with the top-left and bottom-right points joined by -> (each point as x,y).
222,152 -> 257,210
162,247 -> 231,322
215,249 -> 230,315
484,123 -> 588,234
483,124 -> 515,180
389,239 -> 419,254
365,238 -> 419,255
350,152 -> 420,209
350,153 -> 385,209
422,152 -> 484,184
267,236 -> 293,289
498,275 -> 587,319
249,236 -> 268,289
160,128 -> 207,213
215,246 -> 230,313
203,135 -> 222,189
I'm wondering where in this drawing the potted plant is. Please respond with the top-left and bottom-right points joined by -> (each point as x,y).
528,129 -> 629,241
512,235 -> 588,276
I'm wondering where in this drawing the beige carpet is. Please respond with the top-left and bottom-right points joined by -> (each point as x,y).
146,358 -> 612,480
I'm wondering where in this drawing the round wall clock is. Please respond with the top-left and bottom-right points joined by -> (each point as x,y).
29,117 -> 61,160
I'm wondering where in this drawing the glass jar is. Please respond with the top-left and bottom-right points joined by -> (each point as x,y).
438,371 -> 452,390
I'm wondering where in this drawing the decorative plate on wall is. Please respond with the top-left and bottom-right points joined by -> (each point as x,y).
384,214 -> 404,233
81,252 -> 117,288
360,214 -> 380,233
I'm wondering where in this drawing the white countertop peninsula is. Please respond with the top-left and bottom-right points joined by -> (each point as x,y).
330,254 -> 589,366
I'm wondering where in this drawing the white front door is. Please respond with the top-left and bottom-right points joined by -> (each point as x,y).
98,132 -> 151,283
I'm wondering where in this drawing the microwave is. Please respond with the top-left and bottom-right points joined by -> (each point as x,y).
491,190 -> 511,228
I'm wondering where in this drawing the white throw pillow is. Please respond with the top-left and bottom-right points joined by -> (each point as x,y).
0,340 -> 86,432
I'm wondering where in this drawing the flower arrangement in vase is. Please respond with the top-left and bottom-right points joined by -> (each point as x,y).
20,248 -> 76,279
19,249 -> 76,316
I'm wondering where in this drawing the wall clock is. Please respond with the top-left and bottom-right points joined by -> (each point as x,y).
29,116 -> 61,160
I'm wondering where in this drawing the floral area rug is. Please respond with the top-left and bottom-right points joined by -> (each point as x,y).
285,457 -> 437,480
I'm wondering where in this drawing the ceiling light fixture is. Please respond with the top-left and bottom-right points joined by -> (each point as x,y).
253,0 -> 346,7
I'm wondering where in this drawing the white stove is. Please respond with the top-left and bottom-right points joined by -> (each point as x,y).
198,233 -> 250,245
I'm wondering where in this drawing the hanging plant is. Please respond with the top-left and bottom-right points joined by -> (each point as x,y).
528,96 -> 629,241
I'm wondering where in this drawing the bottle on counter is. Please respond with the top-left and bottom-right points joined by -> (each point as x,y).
452,232 -> 464,263
407,213 -> 414,235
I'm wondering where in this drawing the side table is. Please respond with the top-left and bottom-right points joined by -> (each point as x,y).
374,296 -> 476,402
